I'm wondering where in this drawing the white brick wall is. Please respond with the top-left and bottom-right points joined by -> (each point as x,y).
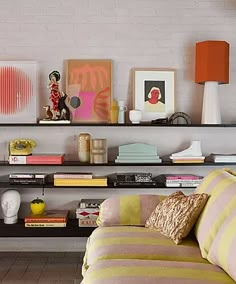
0,0 -> 236,122
0,0 -> 236,251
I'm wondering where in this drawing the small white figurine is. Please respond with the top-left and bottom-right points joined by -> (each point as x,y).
1,190 -> 21,224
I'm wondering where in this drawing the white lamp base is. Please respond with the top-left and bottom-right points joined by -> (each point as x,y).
201,81 -> 221,124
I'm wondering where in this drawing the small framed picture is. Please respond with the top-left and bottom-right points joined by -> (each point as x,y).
132,68 -> 175,121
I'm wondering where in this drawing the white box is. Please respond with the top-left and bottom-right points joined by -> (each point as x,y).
9,156 -> 27,164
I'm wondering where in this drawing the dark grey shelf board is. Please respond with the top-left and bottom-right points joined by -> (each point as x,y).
0,161 -> 235,166
0,123 -> 236,127
0,219 -> 95,237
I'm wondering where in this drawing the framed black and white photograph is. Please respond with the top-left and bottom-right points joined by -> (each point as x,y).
132,68 -> 175,121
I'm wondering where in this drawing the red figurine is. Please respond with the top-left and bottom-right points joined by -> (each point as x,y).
48,70 -> 61,119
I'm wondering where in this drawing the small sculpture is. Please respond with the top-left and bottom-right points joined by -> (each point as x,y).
57,92 -> 70,121
43,105 -> 53,120
171,141 -> 202,157
48,70 -> 61,120
1,189 -> 21,224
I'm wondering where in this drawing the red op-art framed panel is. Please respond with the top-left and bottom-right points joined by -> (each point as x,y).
0,61 -> 37,123
65,59 -> 112,123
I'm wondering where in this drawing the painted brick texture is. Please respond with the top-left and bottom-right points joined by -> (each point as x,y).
0,0 -> 236,122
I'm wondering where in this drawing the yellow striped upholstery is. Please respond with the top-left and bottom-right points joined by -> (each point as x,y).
194,169 -> 236,258
97,194 -> 165,226
207,212 -> 236,281
82,226 -> 206,276
82,259 -> 235,284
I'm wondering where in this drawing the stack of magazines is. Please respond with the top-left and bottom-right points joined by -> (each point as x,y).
154,174 -> 204,188
109,172 -> 157,187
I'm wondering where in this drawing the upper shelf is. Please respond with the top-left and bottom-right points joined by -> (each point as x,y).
0,123 -> 236,127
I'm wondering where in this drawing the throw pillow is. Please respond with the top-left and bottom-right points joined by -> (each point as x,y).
97,194 -> 165,227
194,168 -> 236,258
145,191 -> 208,244
207,209 -> 236,281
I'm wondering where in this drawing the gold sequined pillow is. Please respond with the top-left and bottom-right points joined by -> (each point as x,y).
145,191 -> 209,244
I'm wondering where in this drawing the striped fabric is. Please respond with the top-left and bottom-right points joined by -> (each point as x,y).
97,194 -> 165,227
207,209 -> 236,281
194,169 -> 236,258
82,226 -> 207,276
81,259 -> 235,284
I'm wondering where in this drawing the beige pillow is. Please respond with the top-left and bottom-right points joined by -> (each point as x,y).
145,191 -> 208,244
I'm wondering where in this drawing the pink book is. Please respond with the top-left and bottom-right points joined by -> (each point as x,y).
166,174 -> 203,180
26,154 -> 65,164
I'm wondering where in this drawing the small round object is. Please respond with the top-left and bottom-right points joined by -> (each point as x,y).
30,198 -> 45,215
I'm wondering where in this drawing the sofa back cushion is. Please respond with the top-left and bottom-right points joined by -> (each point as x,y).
145,191 -> 208,244
97,194 -> 165,226
194,169 -> 236,258
207,209 -> 236,281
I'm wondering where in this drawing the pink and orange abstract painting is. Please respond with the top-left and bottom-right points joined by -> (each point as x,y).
66,59 -> 112,123
0,61 -> 37,123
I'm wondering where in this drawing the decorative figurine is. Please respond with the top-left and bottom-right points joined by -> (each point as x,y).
48,70 -> 61,120
43,105 -> 53,120
1,189 -> 21,224
58,92 -> 70,121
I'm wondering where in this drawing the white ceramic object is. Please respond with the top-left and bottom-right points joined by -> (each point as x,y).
129,110 -> 142,124
171,140 -> 202,157
202,81 -> 221,124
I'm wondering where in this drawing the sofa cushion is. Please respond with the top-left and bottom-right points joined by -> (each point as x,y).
97,194 -> 165,227
145,191 -> 208,244
82,259 -> 235,284
82,226 -> 207,275
207,209 -> 236,281
194,169 -> 236,258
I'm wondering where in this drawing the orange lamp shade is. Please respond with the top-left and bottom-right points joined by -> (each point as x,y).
195,40 -> 229,84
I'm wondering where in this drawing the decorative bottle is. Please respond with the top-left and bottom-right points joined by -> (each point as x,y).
118,100 -> 126,124
110,100 -> 118,124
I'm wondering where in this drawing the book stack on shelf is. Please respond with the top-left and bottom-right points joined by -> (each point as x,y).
155,174 -> 204,188
9,173 -> 46,185
76,199 -> 104,227
24,210 -> 69,227
207,153 -> 236,163
109,172 -> 157,187
115,143 -> 162,163
53,172 -> 107,187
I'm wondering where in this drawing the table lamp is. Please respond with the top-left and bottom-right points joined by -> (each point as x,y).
195,40 -> 229,124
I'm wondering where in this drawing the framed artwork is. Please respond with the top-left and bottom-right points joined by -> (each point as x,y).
132,68 -> 175,121
0,61 -> 37,123
66,59 -> 112,123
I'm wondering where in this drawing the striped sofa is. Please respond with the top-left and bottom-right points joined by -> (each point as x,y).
81,169 -> 236,284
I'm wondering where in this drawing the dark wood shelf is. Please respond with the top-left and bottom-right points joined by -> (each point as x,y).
0,123 -> 236,127
0,219 -> 95,237
0,161 -> 235,166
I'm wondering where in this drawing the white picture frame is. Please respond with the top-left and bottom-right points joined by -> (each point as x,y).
132,68 -> 175,121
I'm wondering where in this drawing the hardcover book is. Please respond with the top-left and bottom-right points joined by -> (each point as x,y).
54,177 -> 107,187
53,172 -> 93,179
25,222 -> 67,227
79,199 -> 104,208
24,210 -> 69,223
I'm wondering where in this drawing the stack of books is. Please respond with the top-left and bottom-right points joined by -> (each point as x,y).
115,143 -> 162,163
24,210 -> 69,227
155,174 -> 204,187
9,173 -> 46,185
53,172 -> 107,187
76,199 -> 104,227
109,172 -> 157,187
207,153 -> 236,163
9,154 -> 65,165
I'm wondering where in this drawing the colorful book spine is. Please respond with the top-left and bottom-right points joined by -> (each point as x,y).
53,173 -> 93,179
78,218 -> 97,227
54,178 -> 107,187
25,218 -> 67,223
25,222 -> 67,227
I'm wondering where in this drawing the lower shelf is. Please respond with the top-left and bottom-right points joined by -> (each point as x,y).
0,219 -> 95,237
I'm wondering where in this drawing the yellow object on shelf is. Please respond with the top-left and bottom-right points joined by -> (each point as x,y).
110,100 -> 118,123
30,198 -> 46,215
